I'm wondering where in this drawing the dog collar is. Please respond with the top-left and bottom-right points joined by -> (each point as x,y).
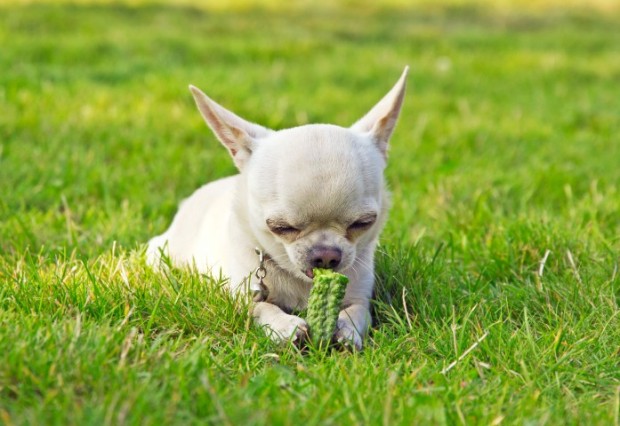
253,247 -> 270,302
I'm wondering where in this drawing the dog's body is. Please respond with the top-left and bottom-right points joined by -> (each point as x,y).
148,68 -> 408,349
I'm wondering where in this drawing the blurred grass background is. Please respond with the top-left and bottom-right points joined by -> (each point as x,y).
0,0 -> 619,424
2,0 -> 619,257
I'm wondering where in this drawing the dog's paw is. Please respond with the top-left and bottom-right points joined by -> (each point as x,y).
266,314 -> 309,346
333,320 -> 363,351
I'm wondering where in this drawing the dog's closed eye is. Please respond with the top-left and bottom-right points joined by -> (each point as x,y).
266,219 -> 300,237
347,214 -> 377,231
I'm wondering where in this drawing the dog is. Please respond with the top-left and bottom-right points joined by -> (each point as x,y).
147,67 -> 408,350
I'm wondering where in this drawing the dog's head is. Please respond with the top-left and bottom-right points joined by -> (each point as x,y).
189,68 -> 407,282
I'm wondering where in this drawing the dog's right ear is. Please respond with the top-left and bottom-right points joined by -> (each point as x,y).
189,85 -> 273,170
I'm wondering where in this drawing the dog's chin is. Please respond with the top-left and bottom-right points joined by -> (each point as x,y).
299,267 -> 315,282
281,262 -> 315,282
266,253 -> 313,282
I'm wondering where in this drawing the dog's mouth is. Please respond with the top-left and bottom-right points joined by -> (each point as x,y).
303,268 -> 341,280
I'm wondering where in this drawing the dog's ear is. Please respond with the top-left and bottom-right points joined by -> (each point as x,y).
189,85 -> 273,170
351,66 -> 408,158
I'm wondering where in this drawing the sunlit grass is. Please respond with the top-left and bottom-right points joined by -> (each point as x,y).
0,1 -> 619,424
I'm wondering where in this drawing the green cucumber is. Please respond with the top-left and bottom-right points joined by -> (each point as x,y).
306,268 -> 349,345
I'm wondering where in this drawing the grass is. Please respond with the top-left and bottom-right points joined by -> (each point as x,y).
1,0 -> 619,424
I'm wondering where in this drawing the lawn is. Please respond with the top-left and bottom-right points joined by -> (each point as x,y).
1,0 -> 619,424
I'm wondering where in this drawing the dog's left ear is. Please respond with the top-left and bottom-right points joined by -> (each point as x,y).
351,66 -> 408,158
189,85 -> 274,171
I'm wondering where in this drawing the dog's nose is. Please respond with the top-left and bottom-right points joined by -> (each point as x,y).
308,246 -> 342,269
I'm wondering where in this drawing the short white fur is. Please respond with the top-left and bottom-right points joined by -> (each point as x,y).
147,67 -> 408,350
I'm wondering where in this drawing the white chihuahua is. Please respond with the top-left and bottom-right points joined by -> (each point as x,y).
147,67 -> 408,350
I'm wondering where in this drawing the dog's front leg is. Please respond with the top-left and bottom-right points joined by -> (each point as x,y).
334,301 -> 370,351
253,301 -> 309,344
333,258 -> 374,351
